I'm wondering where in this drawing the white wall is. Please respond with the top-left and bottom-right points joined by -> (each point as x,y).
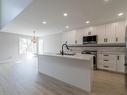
0,32 -> 31,63
0,0 -> 1,28
0,31 -> 62,62
1,0 -> 32,28
43,33 -> 62,53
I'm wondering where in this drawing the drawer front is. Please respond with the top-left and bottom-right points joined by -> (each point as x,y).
98,54 -> 116,63
102,61 -> 116,71
103,54 -> 116,62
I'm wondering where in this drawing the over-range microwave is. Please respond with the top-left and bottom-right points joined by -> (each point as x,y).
83,35 -> 97,44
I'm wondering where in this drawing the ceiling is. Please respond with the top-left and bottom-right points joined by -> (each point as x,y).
1,0 -> 127,36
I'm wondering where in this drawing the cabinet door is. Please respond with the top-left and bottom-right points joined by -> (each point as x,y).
75,29 -> 84,44
116,55 -> 125,73
105,23 -> 116,43
62,32 -> 69,44
115,21 -> 125,43
96,25 -> 106,44
84,27 -> 96,36
97,54 -> 104,69
67,30 -> 76,45
91,27 -> 97,35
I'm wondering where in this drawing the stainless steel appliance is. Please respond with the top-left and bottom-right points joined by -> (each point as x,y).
81,50 -> 97,70
83,35 -> 97,44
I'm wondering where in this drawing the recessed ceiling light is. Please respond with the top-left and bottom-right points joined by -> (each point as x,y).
118,13 -> 124,16
86,21 -> 90,24
104,0 -> 109,2
63,13 -> 68,17
42,21 -> 47,24
65,26 -> 69,29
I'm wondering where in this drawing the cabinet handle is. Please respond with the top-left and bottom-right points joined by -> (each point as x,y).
106,38 -> 108,42
104,60 -> 109,61
104,38 -> 106,42
88,32 -> 91,35
65,41 -> 68,44
104,66 -> 109,68
116,37 -> 118,42
104,55 -> 109,56
117,56 -> 119,60
75,40 -> 77,44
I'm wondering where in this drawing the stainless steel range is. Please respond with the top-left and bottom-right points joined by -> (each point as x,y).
81,50 -> 97,70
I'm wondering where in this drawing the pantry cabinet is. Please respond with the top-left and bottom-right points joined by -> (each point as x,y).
97,53 -> 125,73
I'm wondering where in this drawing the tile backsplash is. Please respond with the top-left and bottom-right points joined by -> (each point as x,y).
70,47 -> 125,54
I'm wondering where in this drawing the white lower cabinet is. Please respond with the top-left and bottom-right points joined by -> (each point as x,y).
97,53 -> 125,73
116,55 -> 125,73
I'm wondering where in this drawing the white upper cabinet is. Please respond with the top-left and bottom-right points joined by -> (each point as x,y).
75,29 -> 84,44
97,21 -> 125,44
62,32 -> 68,44
96,25 -> 106,44
67,30 -> 76,45
105,23 -> 116,43
84,27 -> 96,36
115,21 -> 125,43
62,20 -> 126,45
62,31 -> 76,45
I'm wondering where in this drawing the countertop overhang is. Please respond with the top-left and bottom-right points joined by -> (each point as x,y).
38,53 -> 94,61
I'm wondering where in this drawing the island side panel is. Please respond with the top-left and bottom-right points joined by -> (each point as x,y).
38,55 -> 93,93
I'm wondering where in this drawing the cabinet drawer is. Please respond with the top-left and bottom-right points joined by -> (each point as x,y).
102,62 -> 116,71
101,54 -> 116,63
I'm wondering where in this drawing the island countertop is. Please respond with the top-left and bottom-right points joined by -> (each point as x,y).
38,52 -> 93,93
38,53 -> 94,61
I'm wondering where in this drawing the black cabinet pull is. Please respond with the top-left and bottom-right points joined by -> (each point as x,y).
75,40 -> 77,44
106,38 -> 108,42
104,60 -> 109,61
104,55 -> 109,56
88,32 -> 91,35
104,66 -> 109,68
104,39 -> 105,42
117,56 -> 119,60
116,37 -> 118,42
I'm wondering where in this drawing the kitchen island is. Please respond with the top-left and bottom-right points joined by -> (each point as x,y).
38,53 -> 93,94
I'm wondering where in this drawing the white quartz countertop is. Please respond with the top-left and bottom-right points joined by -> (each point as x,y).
38,53 -> 94,60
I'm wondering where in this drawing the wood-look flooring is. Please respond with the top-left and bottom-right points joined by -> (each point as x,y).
92,70 -> 127,95
0,57 -> 127,95
0,57 -> 88,95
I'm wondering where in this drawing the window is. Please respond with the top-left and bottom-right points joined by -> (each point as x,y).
19,38 -> 37,55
